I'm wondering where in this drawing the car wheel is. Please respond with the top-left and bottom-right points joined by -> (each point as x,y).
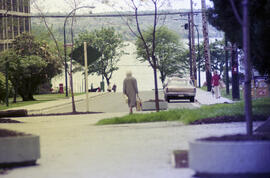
165,96 -> 170,103
190,96 -> 195,102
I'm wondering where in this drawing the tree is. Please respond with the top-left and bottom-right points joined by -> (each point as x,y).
122,0 -> 172,112
207,0 -> 265,135
74,27 -> 125,86
207,0 -> 270,76
135,26 -> 188,83
0,33 -> 62,101
0,72 -> 12,103
198,40 -> 230,77
71,44 -> 101,67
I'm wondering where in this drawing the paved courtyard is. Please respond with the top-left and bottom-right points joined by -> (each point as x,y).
0,113 -> 263,178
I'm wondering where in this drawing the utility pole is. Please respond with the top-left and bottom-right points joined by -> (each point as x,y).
201,0 -> 212,91
84,42 -> 89,112
190,0 -> 197,87
187,14 -> 193,79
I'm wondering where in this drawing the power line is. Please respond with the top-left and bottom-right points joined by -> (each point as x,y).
30,11 -> 203,18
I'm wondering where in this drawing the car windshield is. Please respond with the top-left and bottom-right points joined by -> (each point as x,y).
168,79 -> 192,86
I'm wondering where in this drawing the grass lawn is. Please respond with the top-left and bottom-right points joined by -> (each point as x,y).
96,97 -> 270,125
0,93 -> 83,111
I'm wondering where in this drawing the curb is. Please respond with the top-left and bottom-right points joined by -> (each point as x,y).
28,92 -> 108,113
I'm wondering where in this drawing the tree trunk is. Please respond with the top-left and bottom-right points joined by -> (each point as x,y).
242,0 -> 253,135
153,57 -> 160,112
70,11 -> 77,113
225,36 -> 230,95
13,82 -> 18,103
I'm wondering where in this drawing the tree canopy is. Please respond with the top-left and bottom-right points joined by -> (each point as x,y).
74,27 -> 125,86
71,44 -> 101,67
0,33 -> 62,101
207,0 -> 270,76
135,26 -> 188,83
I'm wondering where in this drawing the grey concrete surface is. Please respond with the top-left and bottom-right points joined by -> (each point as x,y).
4,89 -> 229,115
195,88 -> 233,105
29,91 -> 198,114
0,113 -> 263,178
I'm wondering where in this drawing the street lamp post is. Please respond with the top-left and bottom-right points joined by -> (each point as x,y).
63,6 -> 95,97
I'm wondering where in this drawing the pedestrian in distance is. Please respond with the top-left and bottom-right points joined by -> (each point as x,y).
123,71 -> 139,114
112,84 -> 117,92
212,70 -> 221,99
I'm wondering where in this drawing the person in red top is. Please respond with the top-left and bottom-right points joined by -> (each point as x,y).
212,70 -> 221,99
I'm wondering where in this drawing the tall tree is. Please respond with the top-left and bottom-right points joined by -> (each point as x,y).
207,0 -> 270,76
118,0 -> 172,112
207,0 -> 269,135
0,33 -> 62,101
135,26 -> 188,83
75,27 -> 125,86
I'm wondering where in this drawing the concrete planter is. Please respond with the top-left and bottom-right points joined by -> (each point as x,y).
142,100 -> 168,111
189,140 -> 270,175
0,135 -> 40,167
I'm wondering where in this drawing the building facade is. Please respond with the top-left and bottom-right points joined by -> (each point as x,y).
0,0 -> 31,52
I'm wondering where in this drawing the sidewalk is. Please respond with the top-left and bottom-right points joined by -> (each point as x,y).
0,113 -> 263,178
195,88 -> 233,105
6,92 -> 106,114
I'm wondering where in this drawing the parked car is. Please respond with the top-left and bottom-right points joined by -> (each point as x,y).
163,77 -> 196,102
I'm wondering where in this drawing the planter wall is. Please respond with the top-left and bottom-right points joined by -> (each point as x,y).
0,135 -> 40,166
142,101 -> 168,111
189,140 -> 270,175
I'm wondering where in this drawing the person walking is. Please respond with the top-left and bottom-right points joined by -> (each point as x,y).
123,71 -> 138,114
212,70 -> 221,99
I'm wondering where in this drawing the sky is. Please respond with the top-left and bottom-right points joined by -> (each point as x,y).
32,0 -> 213,14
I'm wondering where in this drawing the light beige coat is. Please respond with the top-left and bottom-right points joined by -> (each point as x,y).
123,76 -> 138,107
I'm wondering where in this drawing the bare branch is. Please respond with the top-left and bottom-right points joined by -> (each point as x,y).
32,1 -> 63,62
132,0 -> 154,67
151,0 -> 158,60
229,0 -> 243,25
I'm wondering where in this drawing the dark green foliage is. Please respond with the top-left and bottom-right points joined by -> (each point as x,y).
0,72 -> 12,103
0,33 -> 62,101
208,0 -> 270,76
74,27 -> 125,86
70,44 -> 101,66
199,40 -> 230,76
135,26 -> 188,83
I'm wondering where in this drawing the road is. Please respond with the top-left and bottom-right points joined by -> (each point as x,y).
44,91 -> 199,114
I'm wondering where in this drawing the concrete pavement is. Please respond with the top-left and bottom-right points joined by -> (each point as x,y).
195,88 -> 233,105
4,89 -> 233,115
1,89 -> 259,178
0,113 -> 263,178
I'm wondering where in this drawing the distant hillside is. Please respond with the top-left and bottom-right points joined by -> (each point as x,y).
31,10 -> 224,43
